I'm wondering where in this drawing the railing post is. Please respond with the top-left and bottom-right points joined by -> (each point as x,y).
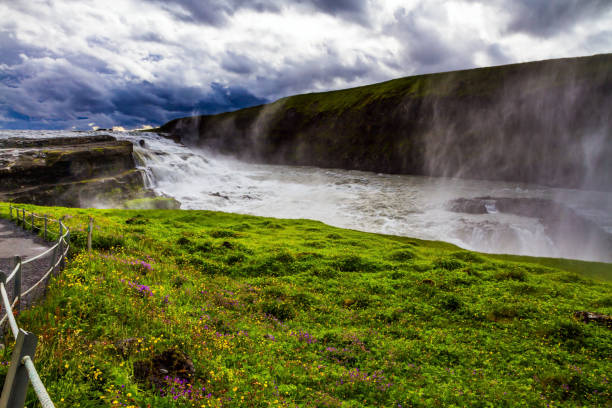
0,329 -> 38,408
22,209 -> 25,228
58,220 -> 65,269
87,217 -> 93,252
0,272 -> 5,344
57,225 -> 64,269
30,213 -> 34,232
9,205 -> 12,219
48,245 -> 58,275
13,256 -> 22,314
60,230 -> 68,270
44,215 -> 48,241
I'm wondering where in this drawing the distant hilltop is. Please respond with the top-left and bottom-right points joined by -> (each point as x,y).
157,53 -> 612,191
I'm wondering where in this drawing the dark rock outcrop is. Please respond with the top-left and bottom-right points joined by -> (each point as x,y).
574,311 -> 612,329
157,53 -> 612,192
0,135 -> 154,207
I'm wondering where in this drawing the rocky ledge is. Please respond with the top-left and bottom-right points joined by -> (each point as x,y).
0,135 -> 157,207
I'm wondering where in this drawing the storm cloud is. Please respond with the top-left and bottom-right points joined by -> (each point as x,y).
149,0 -> 370,26
502,0 -> 612,37
0,0 -> 611,130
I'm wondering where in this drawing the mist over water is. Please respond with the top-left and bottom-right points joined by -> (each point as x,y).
2,130 -> 611,262
416,61 -> 612,192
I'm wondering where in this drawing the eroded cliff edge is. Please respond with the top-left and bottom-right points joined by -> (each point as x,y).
0,135 -> 154,207
158,53 -> 612,191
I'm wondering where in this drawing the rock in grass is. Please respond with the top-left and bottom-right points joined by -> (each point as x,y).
574,311 -> 612,329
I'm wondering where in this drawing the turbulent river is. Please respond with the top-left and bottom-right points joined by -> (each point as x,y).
3,130 -> 612,262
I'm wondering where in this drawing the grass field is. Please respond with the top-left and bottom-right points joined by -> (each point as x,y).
1,203 -> 610,407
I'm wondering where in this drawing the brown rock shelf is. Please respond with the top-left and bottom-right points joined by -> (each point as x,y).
0,135 -> 154,207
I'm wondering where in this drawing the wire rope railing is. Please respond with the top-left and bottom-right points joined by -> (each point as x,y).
0,204 -> 70,408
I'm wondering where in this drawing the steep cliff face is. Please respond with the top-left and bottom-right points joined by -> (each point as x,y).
0,135 -> 154,207
159,53 -> 612,191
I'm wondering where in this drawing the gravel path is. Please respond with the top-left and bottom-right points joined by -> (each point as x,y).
0,218 -> 55,308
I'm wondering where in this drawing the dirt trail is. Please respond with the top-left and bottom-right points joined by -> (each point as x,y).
0,218 -> 54,307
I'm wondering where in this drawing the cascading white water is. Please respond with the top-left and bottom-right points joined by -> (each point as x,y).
2,129 -> 612,262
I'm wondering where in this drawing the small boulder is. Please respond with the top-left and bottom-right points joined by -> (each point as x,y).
210,192 -> 229,200
574,311 -> 612,329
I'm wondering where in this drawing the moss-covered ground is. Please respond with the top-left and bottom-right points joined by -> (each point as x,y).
0,203 -> 610,407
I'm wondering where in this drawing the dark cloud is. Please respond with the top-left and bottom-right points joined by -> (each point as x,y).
221,51 -> 254,75
65,52 -> 117,75
485,44 -> 511,66
583,30 -> 612,51
385,6 -> 479,75
111,81 -> 266,122
296,0 -> 369,25
0,55 -> 267,129
149,0 -> 281,26
486,0 -> 612,37
0,32 -> 26,66
133,31 -> 166,43
254,52 -> 376,97
1,58 -> 114,127
0,31 -> 48,65
301,0 -> 366,15
149,0 -> 369,26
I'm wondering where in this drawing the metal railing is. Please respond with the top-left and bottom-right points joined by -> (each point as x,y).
0,205 -> 70,408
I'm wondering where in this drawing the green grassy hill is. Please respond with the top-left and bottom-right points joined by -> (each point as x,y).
158,53 -> 612,191
1,203 -> 611,407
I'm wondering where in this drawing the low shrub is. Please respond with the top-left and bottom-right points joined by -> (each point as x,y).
388,249 -> 415,262
334,254 -> 379,272
494,267 -> 527,281
434,258 -> 463,271
261,300 -> 295,321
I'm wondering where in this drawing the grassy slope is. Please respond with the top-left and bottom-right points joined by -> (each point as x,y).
1,203 -> 611,407
269,55 -> 610,114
